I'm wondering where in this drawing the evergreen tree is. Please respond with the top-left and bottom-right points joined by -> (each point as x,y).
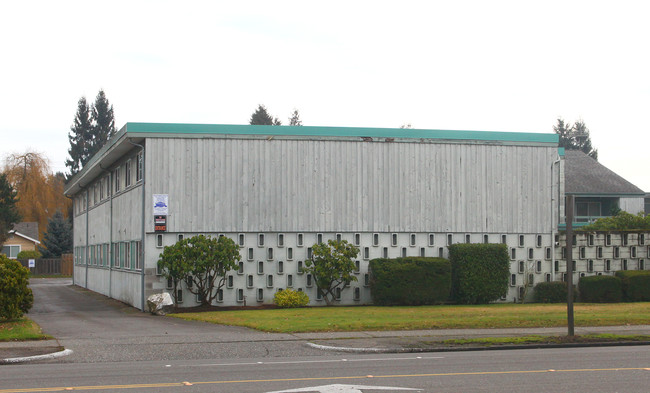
90,90 -> 116,158
65,90 -> 117,179
38,211 -> 72,258
65,97 -> 93,177
0,173 -> 21,245
250,104 -> 282,125
288,109 -> 302,126
553,118 -> 598,160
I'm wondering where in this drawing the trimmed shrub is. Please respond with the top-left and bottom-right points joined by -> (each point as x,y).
273,289 -> 310,308
615,270 -> 650,302
369,257 -> 451,305
17,250 -> 42,260
0,255 -> 34,321
533,281 -> 576,303
578,275 -> 622,303
449,243 -> 510,304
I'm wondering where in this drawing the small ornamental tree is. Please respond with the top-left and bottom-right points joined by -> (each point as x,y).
0,255 -> 34,320
157,235 -> 240,306
157,239 -> 192,304
304,239 -> 359,306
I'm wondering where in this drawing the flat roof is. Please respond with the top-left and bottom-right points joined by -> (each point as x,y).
121,122 -> 559,144
65,122 -> 559,196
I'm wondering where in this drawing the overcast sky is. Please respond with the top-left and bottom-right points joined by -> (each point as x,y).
1,0 -> 648,191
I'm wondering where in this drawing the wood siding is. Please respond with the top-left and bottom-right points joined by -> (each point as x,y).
148,138 -> 558,234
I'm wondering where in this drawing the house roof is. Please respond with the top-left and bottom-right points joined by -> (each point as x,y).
64,122 -> 558,196
564,150 -> 644,196
12,222 -> 38,241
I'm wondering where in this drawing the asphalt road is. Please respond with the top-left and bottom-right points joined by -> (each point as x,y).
1,345 -> 648,392
3,278 -> 648,392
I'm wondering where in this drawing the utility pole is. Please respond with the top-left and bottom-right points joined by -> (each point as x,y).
566,194 -> 575,337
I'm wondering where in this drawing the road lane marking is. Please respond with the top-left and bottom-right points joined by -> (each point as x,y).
0,367 -> 647,393
184,355 -> 445,367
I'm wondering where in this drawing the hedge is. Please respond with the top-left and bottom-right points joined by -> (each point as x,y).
369,257 -> 451,305
448,243 -> 509,304
533,281 -> 575,303
615,270 -> 650,302
578,275 -> 622,303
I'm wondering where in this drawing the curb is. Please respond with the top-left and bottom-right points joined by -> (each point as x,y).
0,348 -> 73,365
306,340 -> 650,354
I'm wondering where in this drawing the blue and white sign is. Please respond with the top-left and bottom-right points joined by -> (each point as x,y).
28,259 -> 35,268
153,194 -> 169,215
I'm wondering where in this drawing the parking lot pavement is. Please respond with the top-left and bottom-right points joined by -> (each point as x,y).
23,278 -> 320,363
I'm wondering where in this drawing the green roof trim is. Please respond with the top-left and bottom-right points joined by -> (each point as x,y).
121,122 -> 559,144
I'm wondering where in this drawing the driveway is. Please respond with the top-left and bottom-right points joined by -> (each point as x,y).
28,278 -> 320,363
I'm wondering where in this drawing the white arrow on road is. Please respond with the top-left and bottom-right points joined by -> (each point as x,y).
266,383 -> 421,392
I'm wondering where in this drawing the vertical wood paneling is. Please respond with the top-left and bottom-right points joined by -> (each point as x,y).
148,138 -> 557,234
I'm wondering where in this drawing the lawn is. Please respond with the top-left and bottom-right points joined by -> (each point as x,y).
0,318 -> 50,341
169,303 -> 650,333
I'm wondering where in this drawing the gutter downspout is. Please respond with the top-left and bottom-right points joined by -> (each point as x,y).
551,156 -> 561,281
129,140 -> 146,311
100,165 -> 113,299
85,187 -> 89,288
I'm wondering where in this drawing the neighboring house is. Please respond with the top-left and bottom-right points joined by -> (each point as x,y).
1,222 -> 40,259
645,193 -> 650,216
562,150 -> 646,227
64,122 -> 561,309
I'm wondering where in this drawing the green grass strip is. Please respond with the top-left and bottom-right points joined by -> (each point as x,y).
169,302 -> 650,333
0,318 -> 50,341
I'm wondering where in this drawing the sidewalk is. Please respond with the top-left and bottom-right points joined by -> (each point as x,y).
3,325 -> 649,363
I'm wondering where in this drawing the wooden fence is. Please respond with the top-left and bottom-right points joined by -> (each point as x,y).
18,253 -> 73,276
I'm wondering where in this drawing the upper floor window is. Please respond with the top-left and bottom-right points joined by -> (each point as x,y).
114,167 -> 121,192
136,151 -> 143,182
125,160 -> 132,187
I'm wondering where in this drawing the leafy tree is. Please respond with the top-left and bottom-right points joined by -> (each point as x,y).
66,90 -> 117,178
38,211 -> 72,258
580,211 -> 650,231
0,173 -> 21,245
0,255 -> 33,321
553,118 -> 598,160
156,240 -> 191,304
157,235 -> 241,306
66,97 -> 93,177
249,104 -> 281,125
304,239 -> 359,306
288,109 -> 303,126
3,152 -> 71,240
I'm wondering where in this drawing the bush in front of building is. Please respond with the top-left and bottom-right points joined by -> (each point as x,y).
304,239 -> 359,306
16,250 -> 42,260
615,270 -> 650,302
157,235 -> 240,306
273,289 -> 310,308
578,275 -> 622,303
369,257 -> 451,305
448,243 -> 509,304
533,281 -> 576,303
0,255 -> 34,321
